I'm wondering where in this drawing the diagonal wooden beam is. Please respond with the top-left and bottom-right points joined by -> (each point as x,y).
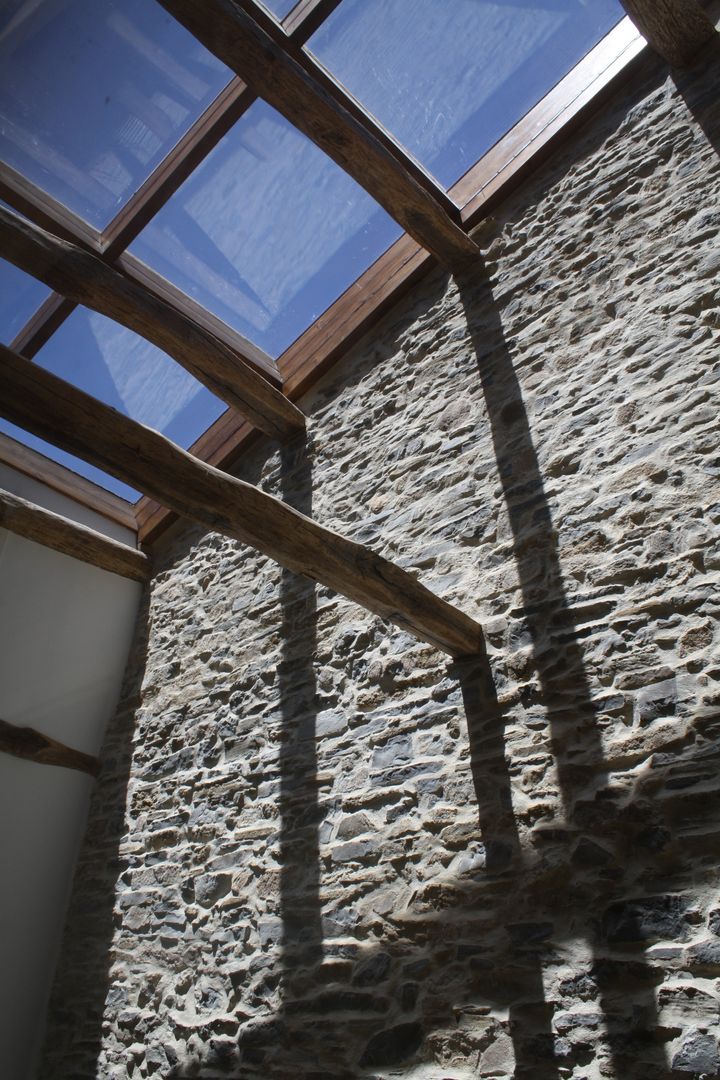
0,717 -> 100,778
0,344 -> 483,657
0,486 -> 149,582
619,0 -> 717,65
0,206 -> 305,440
157,0 -> 480,270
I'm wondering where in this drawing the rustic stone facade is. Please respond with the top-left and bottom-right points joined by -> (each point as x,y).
42,43 -> 720,1080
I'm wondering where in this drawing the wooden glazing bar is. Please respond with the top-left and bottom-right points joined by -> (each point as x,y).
9,293 -> 77,359
0,345 -> 483,657
0,486 -> 149,582
0,161 -> 104,251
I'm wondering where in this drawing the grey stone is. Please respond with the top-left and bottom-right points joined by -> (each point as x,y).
671,1029 -> 720,1075
601,895 -> 691,944
331,838 -> 379,863
194,873 -> 232,908
371,735 -> 413,770
359,1022 -> 423,1067
352,951 -> 391,987
686,941 -> 720,970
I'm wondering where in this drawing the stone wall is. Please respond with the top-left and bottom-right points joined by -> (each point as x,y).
42,43 -> 720,1080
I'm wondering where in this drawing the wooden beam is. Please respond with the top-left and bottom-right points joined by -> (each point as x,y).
157,0 -> 480,270
0,168 -> 281,384
0,717 -> 100,778
115,252 -> 280,386
619,0 -> 716,65
0,431 -> 137,531
0,206 -> 304,440
0,345 -> 483,657
137,17 -> 647,543
0,487 -> 149,582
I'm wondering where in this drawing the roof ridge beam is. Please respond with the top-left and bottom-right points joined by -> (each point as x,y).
0,343 -> 484,658
157,0 -> 480,270
0,206 -> 305,440
619,0 -> 717,66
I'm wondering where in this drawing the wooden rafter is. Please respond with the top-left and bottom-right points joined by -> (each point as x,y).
0,207 -> 304,440
619,0 -> 716,66
0,717 -> 100,777
0,178 -> 281,384
157,0 -> 480,270
0,344 -> 483,657
0,486 -> 149,582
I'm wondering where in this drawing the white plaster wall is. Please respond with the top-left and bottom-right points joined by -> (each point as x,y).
0,465 -> 142,1079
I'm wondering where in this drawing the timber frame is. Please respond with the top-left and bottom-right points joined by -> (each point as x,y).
619,0 -> 717,66
0,344 -> 483,658
0,717 -> 100,777
0,486 -> 149,583
2,2 -> 715,546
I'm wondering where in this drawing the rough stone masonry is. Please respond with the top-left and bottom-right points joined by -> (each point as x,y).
42,38 -> 719,1080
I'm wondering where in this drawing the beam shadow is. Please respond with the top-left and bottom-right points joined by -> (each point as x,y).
455,266 -> 669,1078
672,33 -> 720,159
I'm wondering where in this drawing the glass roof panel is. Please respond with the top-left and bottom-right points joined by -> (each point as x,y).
0,0 -> 232,229
0,418 -> 139,502
129,100 -> 402,358
307,0 -> 625,189
259,0 -> 298,21
2,307 -> 227,499
35,307 -> 227,446
0,256 -> 50,344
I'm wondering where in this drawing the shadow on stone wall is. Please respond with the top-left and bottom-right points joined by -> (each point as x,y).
160,263 -> 704,1080
673,36 -> 720,160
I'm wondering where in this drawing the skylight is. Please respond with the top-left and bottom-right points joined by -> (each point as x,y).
129,101 -> 402,358
0,0 -> 631,511
0,0 -> 231,228
308,0 -> 624,188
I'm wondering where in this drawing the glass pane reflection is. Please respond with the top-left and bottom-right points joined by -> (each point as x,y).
130,101 -> 402,358
308,0 -> 624,188
0,0 -> 231,228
